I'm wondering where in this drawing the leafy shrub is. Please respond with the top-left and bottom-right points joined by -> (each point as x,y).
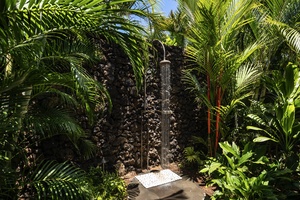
247,64 -> 300,169
181,135 -> 208,170
200,142 -> 294,200
86,167 -> 127,200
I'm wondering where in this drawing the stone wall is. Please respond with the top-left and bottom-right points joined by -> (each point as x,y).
87,41 -> 203,173
39,40 -> 204,172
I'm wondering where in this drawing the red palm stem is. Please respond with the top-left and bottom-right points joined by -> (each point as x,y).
215,85 -> 221,155
207,74 -> 212,156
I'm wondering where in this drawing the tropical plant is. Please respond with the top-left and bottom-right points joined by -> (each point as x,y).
162,9 -> 187,47
0,159 -> 93,199
0,0 -> 149,198
258,0 -> 300,66
200,141 -> 292,200
183,0 -> 262,156
86,167 -> 127,200
182,135 -> 208,169
247,63 -> 300,168
247,0 -> 300,103
29,161 -> 93,199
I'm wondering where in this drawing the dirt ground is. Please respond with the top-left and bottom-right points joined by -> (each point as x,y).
122,162 -> 215,197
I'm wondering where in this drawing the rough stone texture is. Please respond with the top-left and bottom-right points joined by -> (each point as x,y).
39,40 -> 204,173
86,41 -> 203,173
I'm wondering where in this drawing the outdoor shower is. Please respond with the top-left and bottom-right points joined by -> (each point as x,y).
159,42 -> 171,169
141,40 -> 171,170
135,42 -> 183,189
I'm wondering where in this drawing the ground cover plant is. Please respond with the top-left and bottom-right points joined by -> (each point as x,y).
86,167 -> 127,200
201,142 -> 296,199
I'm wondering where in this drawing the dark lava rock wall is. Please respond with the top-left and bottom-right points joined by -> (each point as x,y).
89,41 -> 203,173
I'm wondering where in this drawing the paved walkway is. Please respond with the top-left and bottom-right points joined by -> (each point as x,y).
127,173 -> 207,200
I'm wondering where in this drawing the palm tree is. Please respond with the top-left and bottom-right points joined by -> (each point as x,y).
245,0 -> 300,168
183,0 -> 263,156
250,0 -> 300,101
0,0 -> 149,199
151,0 -> 196,47
259,0 -> 300,60
161,9 -> 187,46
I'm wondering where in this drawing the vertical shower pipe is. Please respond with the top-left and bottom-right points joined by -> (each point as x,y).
158,41 -> 171,169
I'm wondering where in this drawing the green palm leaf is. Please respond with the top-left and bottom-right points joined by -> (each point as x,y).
234,62 -> 262,98
182,69 -> 206,105
1,0 -> 151,198
30,160 -> 91,200
280,27 -> 300,52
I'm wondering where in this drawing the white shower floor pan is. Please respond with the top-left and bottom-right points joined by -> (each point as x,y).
135,169 -> 182,188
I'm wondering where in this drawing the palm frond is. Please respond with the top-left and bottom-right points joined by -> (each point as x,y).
181,69 -> 214,108
97,19 -> 149,89
220,0 -> 257,47
234,62 -> 262,97
29,160 -> 92,200
182,70 -> 204,96
280,27 -> 300,53
264,0 -> 300,24
76,138 -> 97,160
218,95 -> 249,120
25,107 -> 86,141
259,0 -> 300,55
2,0 -> 149,90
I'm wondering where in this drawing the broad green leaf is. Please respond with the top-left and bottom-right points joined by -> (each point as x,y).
284,63 -> 296,97
208,162 -> 222,174
247,125 -> 275,139
224,153 -> 236,169
219,142 -> 239,157
275,105 -> 284,121
253,156 -> 269,164
294,99 -> 300,107
237,166 -> 248,172
226,171 -> 241,187
238,151 -> 253,166
281,103 -> 295,135
231,142 -> 240,156
253,136 -> 276,142
199,167 -> 209,173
